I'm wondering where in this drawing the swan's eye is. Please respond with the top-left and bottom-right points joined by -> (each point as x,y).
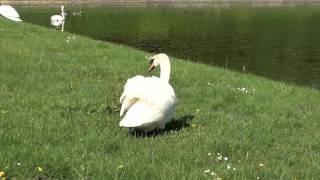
149,58 -> 154,65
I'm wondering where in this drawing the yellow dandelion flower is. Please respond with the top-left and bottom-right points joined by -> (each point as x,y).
259,163 -> 264,167
37,167 -> 43,172
191,124 -> 196,127
117,165 -> 124,170
0,171 -> 4,177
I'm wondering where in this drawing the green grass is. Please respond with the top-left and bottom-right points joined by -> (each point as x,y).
0,18 -> 320,179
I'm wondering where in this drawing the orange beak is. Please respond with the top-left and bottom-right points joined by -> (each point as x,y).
148,64 -> 155,72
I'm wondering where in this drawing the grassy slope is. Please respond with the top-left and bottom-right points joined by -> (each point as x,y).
0,19 -> 319,179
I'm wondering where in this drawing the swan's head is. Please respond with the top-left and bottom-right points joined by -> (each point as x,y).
61,5 -> 64,11
147,53 -> 169,72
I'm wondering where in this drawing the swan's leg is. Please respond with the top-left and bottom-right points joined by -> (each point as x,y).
157,128 -> 163,135
128,127 -> 135,136
150,129 -> 157,137
159,123 -> 166,133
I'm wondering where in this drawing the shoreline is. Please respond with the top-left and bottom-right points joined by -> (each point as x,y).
1,0 -> 320,7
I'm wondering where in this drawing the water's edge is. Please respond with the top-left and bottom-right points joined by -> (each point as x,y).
19,6 -> 320,90
2,0 -> 320,8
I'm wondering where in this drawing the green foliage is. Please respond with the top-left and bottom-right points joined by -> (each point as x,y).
0,19 -> 319,179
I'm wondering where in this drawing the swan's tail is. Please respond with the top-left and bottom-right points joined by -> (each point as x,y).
119,101 -> 161,128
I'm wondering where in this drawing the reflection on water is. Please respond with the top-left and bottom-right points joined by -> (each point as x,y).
20,6 -> 320,89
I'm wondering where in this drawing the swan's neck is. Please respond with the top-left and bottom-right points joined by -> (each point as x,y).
61,7 -> 65,19
159,59 -> 171,82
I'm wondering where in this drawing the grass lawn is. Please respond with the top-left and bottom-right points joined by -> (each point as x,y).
0,18 -> 320,179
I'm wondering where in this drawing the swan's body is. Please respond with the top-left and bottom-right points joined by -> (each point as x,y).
50,5 -> 65,27
119,53 -> 176,132
72,10 -> 82,16
0,5 -> 22,22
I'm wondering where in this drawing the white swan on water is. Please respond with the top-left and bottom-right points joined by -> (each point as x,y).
0,4 -> 22,22
119,53 -> 176,132
50,5 -> 65,27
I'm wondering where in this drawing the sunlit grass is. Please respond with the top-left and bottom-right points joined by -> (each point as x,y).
0,19 -> 320,179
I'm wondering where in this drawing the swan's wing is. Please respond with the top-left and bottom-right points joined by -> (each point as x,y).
50,16 -> 64,26
119,75 -> 148,116
119,76 -> 176,129
0,5 -> 22,22
50,15 -> 63,21
119,101 -> 162,128
120,76 -> 176,114
144,77 -> 176,111
120,97 -> 137,117
0,5 -> 20,17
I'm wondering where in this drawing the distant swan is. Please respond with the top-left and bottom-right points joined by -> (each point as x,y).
119,53 -> 176,132
50,5 -> 65,27
72,10 -> 82,16
0,4 -> 22,22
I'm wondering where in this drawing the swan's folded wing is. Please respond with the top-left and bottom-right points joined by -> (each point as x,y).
120,97 -> 137,116
0,5 -> 21,21
119,101 -> 162,127
119,75 -> 176,116
119,75 -> 150,116
144,77 -> 176,112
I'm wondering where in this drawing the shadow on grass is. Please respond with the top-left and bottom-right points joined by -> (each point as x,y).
129,114 -> 194,138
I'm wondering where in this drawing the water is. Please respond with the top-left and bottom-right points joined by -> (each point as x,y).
19,6 -> 320,89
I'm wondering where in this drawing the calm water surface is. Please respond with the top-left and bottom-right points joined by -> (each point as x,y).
20,7 -> 320,89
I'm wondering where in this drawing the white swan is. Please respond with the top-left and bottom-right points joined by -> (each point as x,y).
50,5 -> 65,27
0,4 -> 22,22
72,10 -> 82,16
119,53 -> 176,132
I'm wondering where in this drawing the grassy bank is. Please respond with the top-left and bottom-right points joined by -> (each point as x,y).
0,18 -> 320,179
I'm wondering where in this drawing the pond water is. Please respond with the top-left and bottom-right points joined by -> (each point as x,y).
19,6 -> 320,89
